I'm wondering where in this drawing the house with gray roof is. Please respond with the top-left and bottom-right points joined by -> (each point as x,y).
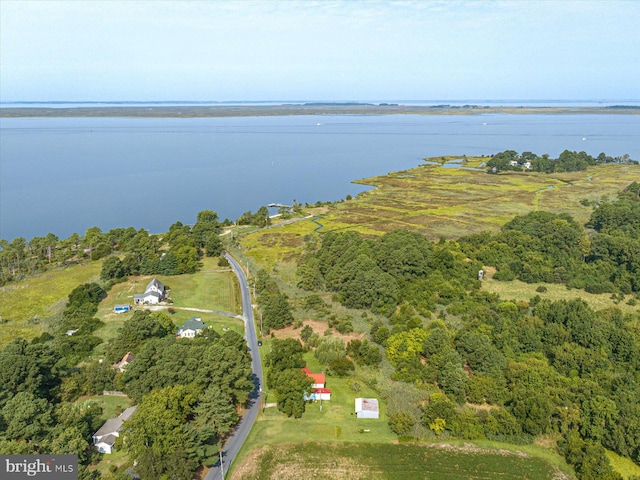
93,406 -> 137,454
177,316 -> 208,338
134,277 -> 167,305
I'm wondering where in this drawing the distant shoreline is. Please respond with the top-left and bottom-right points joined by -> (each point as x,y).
2,104 -> 639,118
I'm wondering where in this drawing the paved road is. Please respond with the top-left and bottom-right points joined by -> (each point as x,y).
205,252 -> 263,480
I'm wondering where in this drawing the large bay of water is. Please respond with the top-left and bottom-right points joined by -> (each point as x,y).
1,114 -> 639,241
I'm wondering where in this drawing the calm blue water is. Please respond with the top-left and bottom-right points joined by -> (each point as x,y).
1,114 -> 639,241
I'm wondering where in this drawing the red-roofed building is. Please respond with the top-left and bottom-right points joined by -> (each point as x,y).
302,367 -> 331,400
302,366 -> 326,389
305,387 -> 332,401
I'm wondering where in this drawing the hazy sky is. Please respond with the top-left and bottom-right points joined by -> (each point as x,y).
1,0 -> 639,102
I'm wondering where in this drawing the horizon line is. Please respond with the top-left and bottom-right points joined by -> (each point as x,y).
3,99 -> 640,104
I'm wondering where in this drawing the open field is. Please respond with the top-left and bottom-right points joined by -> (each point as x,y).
93,257 -> 242,351
76,394 -> 133,422
0,261 -> 102,345
164,257 -> 241,313
481,270 -> 640,316
231,441 -> 571,480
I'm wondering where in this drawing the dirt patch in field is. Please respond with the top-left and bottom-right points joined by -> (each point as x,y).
424,442 -> 530,458
465,402 -> 499,411
231,447 -> 263,479
231,444 -> 372,480
270,319 -> 364,344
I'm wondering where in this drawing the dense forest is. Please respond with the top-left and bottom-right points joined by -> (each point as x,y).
294,183 -> 640,479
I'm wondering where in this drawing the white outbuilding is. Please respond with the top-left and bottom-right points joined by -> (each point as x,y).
355,398 -> 379,419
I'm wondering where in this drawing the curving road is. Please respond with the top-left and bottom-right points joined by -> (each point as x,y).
205,252 -> 263,480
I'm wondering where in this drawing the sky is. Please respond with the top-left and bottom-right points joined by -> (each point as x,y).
1,0 -> 639,102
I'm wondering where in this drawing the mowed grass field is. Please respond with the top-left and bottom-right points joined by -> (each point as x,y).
0,261 -> 102,345
242,348 -> 394,451
0,256 -> 241,349
94,256 -> 242,350
231,442 -> 569,480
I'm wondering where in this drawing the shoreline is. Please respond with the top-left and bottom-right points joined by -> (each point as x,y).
2,104 -> 639,118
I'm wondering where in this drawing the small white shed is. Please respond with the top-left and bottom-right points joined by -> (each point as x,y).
355,398 -> 379,419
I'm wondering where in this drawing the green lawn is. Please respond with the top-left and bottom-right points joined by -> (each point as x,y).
92,257 -> 242,352
165,257 -> 240,313
0,261 -> 102,345
235,346 -> 395,472
76,394 -> 133,421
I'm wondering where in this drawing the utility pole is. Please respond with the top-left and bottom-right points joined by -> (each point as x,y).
220,450 -> 224,479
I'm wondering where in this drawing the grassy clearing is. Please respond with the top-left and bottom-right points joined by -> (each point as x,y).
606,449 -> 640,479
92,259 -> 243,355
0,261 -> 102,345
237,347 -> 394,466
90,449 -> 129,477
231,442 -> 570,480
76,394 -> 133,421
166,257 -> 241,313
481,271 -> 639,315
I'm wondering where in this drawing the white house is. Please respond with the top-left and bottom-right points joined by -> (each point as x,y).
355,398 -> 379,419
144,278 -> 165,296
177,317 -> 207,338
134,278 -> 167,305
93,406 -> 137,454
134,291 -> 162,304
305,388 -> 332,401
